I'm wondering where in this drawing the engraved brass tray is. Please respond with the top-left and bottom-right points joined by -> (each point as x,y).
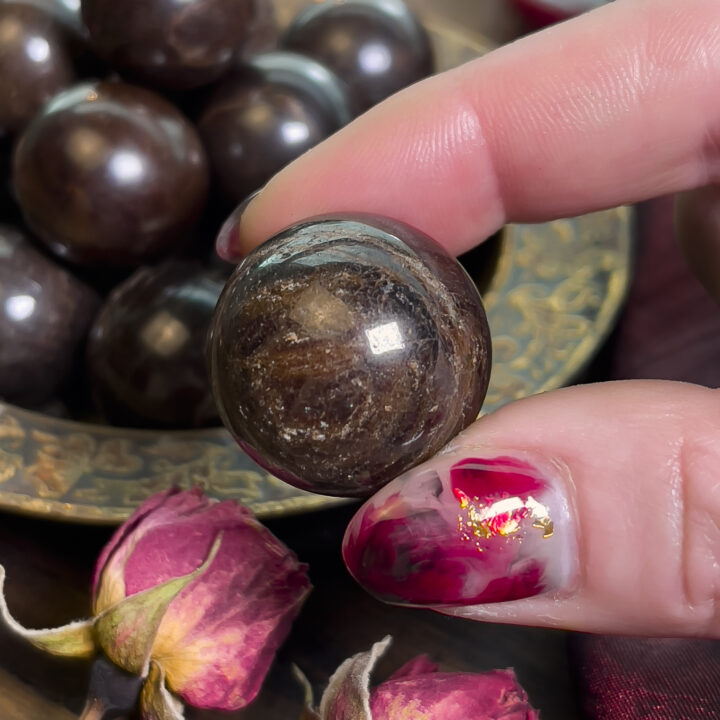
0,6 -> 634,524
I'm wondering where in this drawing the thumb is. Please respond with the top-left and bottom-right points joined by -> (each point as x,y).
342,380 -> 720,637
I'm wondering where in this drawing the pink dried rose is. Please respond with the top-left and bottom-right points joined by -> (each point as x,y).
298,637 -> 539,720
0,488 -> 311,718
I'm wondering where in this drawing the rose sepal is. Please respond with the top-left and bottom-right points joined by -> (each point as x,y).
0,564 -> 95,658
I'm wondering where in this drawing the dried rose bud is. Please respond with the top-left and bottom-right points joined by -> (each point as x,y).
0,488 -> 311,719
298,637 -> 539,720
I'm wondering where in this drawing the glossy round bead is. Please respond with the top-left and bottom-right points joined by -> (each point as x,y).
0,224 -> 98,406
209,214 -> 491,498
197,51 -> 352,207
81,0 -> 262,91
87,261 -> 224,428
13,81 -> 209,267
282,0 -> 433,112
0,2 -> 78,138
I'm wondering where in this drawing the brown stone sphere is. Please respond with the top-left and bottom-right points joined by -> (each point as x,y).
209,214 -> 491,498
0,2 -> 78,138
0,224 -> 98,405
282,0 -> 433,112
12,81 -> 209,267
87,261 -> 224,429
197,51 -> 352,207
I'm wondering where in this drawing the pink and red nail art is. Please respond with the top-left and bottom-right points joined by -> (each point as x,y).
215,189 -> 262,262
342,454 -> 577,607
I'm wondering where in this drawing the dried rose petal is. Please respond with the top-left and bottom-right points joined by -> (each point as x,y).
93,488 -> 311,711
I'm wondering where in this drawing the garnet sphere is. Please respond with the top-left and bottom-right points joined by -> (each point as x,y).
81,0 -> 262,91
0,2 -> 78,138
209,215 -> 491,498
282,0 -> 433,112
12,81 -> 208,267
197,51 -> 352,207
0,224 -> 98,406
87,261 -> 224,429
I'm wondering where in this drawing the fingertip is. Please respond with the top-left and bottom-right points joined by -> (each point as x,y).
233,0 -> 720,260
233,179 -> 295,256
343,381 -> 720,636
215,189 -> 264,261
230,69 -> 503,258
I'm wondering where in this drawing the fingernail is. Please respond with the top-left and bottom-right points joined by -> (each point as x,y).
215,189 -> 262,262
342,452 -> 578,607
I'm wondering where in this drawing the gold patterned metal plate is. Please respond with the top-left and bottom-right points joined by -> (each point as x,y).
0,6 -> 635,524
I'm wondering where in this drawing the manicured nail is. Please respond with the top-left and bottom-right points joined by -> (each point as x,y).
215,189 -> 262,262
342,452 -> 578,607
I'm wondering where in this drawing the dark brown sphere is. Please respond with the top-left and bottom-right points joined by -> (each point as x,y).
209,214 -> 491,498
282,0 -> 433,112
19,0 -> 88,37
236,0 -> 278,60
0,2 -> 78,138
0,224 -> 98,406
197,52 -> 352,207
13,81 -> 209,267
0,141 -> 13,215
88,260 -> 224,428
81,0 -> 262,91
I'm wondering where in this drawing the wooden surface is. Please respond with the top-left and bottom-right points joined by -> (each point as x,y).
2,6 -> 718,720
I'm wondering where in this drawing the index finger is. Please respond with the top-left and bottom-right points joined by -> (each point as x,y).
222,0 -> 720,260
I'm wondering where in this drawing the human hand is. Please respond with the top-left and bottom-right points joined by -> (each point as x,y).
218,0 -> 720,637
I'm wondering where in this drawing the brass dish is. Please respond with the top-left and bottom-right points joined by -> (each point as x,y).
0,4 -> 634,524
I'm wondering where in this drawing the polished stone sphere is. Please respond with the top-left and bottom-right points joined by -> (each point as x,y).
209,215 -> 491,497
81,0 -> 262,91
0,224 -> 98,406
282,0 -> 433,112
13,81 -> 209,267
0,2 -> 78,138
197,51 -> 352,207
87,261 -> 224,429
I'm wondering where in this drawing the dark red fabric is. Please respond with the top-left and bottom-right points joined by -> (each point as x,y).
609,198 -> 720,388
510,0 -> 571,27
570,635 -> 720,719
